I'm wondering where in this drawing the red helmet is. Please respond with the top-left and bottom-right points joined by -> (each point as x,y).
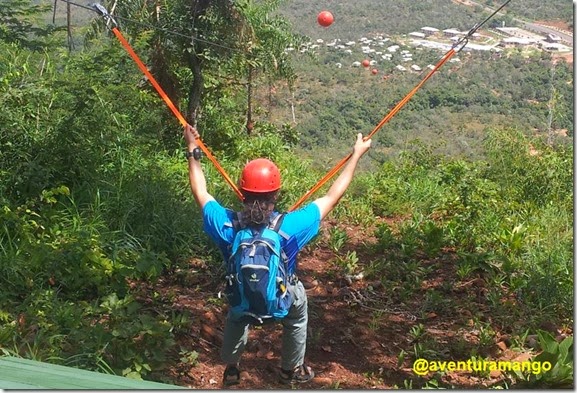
239,158 -> 281,193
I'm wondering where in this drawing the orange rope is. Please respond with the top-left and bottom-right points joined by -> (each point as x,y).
289,48 -> 456,211
111,27 -> 244,201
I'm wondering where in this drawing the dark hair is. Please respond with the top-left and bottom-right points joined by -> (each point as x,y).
240,190 -> 279,227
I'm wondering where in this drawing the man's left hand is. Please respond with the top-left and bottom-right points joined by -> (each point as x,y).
184,124 -> 200,150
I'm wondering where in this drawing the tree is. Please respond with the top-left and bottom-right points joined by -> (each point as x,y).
0,0 -> 62,50
94,0 -> 303,141
232,0 -> 304,134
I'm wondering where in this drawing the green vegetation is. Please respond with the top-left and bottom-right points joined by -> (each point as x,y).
276,48 -> 572,164
0,0 -> 573,388
507,331 -> 573,388
359,128 -> 573,323
265,13 -> 573,165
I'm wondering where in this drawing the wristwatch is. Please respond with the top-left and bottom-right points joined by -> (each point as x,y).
185,147 -> 202,161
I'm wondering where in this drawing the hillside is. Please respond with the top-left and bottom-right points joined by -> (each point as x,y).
278,0 -> 573,41
42,0 -> 574,167
259,0 -> 574,168
1,1 -> 573,390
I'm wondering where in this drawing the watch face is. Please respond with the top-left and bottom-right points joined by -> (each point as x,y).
186,149 -> 201,160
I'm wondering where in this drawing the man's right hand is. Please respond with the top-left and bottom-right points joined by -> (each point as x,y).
352,133 -> 372,158
312,133 -> 372,220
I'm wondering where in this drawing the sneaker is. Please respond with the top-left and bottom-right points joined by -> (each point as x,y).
279,364 -> 315,384
223,364 -> 241,386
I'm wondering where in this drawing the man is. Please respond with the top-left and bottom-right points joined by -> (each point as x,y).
183,124 -> 371,386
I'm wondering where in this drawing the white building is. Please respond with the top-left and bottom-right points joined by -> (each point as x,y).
421,26 -> 439,36
409,32 -> 426,39
443,28 -> 462,37
500,37 -> 534,47
541,42 -> 570,51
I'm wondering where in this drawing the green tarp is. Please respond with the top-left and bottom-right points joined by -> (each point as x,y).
0,356 -> 186,389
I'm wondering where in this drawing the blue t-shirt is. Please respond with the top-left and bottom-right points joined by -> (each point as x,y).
202,200 -> 321,264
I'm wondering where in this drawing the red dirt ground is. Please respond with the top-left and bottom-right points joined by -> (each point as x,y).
133,218 -> 571,389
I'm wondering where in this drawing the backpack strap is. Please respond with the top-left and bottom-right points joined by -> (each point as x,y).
267,213 -> 294,271
269,213 -> 289,241
268,213 -> 283,231
223,210 -> 244,232
231,211 -> 243,231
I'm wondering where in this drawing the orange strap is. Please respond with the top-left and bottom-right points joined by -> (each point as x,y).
111,27 -> 244,201
289,48 -> 456,211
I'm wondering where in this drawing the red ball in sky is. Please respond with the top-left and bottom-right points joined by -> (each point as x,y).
317,11 -> 334,27
362,59 -> 370,68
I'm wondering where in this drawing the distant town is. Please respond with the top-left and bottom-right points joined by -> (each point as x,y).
287,25 -> 573,73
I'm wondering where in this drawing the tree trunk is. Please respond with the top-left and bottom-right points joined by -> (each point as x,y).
186,51 -> 203,126
66,2 -> 74,51
246,65 -> 253,135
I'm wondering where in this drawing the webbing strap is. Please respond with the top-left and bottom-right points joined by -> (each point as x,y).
269,213 -> 286,235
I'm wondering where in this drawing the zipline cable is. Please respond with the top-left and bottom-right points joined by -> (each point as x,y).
92,3 -> 244,201
288,0 -> 513,212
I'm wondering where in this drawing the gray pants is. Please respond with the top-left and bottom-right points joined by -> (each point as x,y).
220,281 -> 308,370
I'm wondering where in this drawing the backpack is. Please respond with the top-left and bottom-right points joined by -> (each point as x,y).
224,213 -> 295,324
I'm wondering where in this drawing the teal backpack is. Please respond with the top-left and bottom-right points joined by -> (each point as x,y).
224,213 -> 297,324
